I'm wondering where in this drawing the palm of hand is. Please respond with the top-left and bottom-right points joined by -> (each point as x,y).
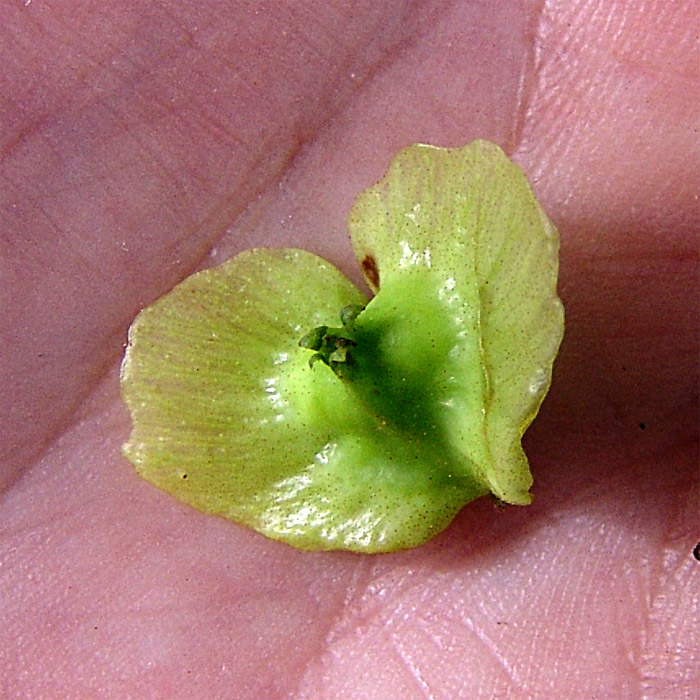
2,2 -> 697,698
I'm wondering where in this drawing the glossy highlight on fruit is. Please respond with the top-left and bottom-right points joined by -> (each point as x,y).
120,140 -> 565,553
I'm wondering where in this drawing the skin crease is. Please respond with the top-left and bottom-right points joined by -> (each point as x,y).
0,0 -> 697,697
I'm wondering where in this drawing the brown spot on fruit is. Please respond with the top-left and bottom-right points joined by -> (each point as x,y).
361,255 -> 380,290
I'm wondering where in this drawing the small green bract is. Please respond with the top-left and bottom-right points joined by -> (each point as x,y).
120,140 -> 564,553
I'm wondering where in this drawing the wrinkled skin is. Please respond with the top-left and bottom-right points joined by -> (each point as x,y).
1,1 -> 698,698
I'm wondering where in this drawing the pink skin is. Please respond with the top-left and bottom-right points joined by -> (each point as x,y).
1,1 -> 697,698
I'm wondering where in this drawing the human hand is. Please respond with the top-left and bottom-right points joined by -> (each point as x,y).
2,1 -> 697,697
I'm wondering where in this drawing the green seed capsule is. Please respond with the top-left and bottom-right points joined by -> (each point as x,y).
120,140 -> 564,553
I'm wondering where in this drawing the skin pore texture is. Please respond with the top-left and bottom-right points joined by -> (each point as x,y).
1,0 -> 697,698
